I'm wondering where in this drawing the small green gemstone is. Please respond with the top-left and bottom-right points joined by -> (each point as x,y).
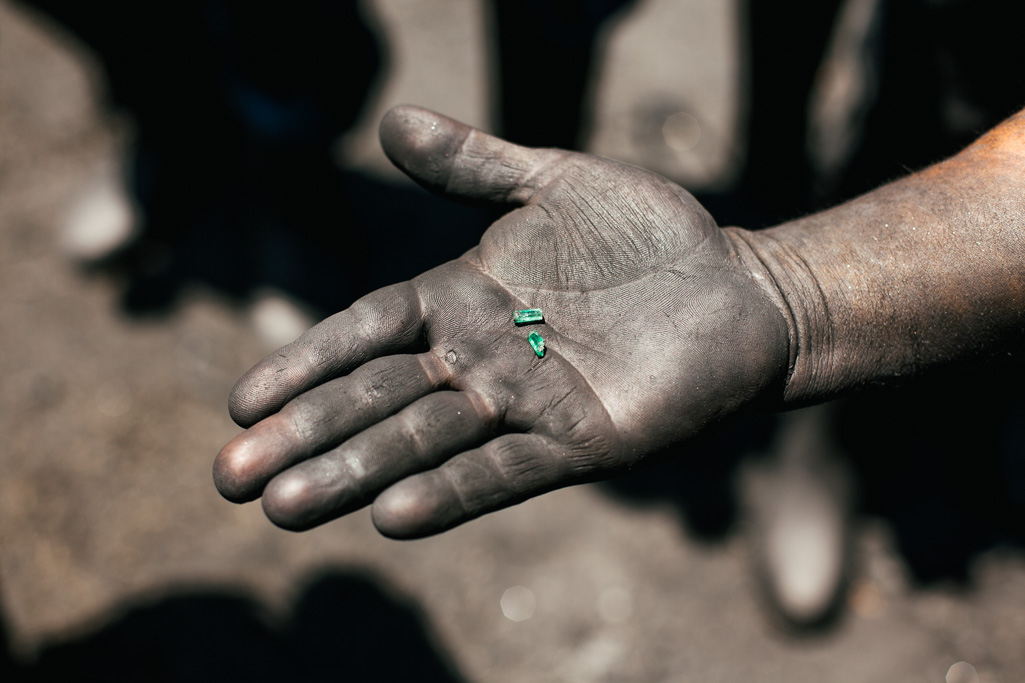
527,330 -> 546,358
513,308 -> 544,325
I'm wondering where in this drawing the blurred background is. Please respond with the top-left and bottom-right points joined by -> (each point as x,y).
2,0 -> 1025,680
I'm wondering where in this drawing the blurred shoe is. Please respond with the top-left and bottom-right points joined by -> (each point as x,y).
249,289 -> 316,352
61,162 -> 138,262
741,404 -> 854,629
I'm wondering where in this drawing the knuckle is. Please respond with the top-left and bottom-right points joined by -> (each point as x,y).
353,367 -> 390,410
487,439 -> 552,494
464,389 -> 500,427
420,351 -> 452,386
391,409 -> 427,461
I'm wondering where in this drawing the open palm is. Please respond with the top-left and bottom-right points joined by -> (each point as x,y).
215,106 -> 789,538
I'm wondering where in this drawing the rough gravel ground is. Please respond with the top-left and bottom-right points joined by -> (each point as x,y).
2,1 -> 1024,681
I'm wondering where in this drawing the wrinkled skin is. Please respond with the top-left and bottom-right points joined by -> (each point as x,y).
213,106 -> 792,538
215,104 -> 1025,538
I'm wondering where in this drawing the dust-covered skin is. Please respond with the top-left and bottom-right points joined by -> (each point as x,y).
215,106 -> 789,538
737,108 -> 1025,404
214,105 -> 1025,539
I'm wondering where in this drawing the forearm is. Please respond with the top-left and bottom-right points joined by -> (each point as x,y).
727,108 -> 1025,405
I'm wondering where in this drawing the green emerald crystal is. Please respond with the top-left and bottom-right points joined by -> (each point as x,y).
527,330 -> 546,358
513,308 -> 544,325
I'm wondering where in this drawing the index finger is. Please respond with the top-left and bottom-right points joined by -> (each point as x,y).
229,281 -> 425,427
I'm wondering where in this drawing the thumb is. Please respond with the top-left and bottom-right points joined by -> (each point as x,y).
379,105 -> 564,207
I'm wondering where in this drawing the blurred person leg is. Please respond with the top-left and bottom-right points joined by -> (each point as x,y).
744,0 -> 1025,628
834,0 -> 1025,200
732,0 -> 854,630
735,0 -> 845,227
487,0 -> 636,150
209,0 -> 385,322
816,0 -> 1025,586
20,0 -> 385,313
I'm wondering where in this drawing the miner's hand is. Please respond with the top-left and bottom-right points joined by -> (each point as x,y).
214,106 -> 790,538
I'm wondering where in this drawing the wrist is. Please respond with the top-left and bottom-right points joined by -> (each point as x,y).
724,110 -> 1025,407
722,226 -> 805,407
724,224 -> 861,406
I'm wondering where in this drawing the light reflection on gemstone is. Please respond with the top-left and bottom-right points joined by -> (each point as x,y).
513,308 -> 544,325
527,331 -> 546,358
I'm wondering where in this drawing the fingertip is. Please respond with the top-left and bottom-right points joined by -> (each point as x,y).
228,357 -> 314,428
371,481 -> 455,539
378,104 -> 432,145
379,105 -> 471,194
213,434 -> 263,503
227,375 -> 264,428
262,473 -> 319,531
214,415 -> 299,503
380,105 -> 564,208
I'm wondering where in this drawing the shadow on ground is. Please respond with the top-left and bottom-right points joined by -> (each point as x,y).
17,0 -> 499,318
6,567 -> 466,683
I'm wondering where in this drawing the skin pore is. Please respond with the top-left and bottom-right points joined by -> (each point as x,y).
214,105 -> 1025,538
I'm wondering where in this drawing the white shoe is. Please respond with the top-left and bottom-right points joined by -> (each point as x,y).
742,404 -> 854,629
61,162 -> 138,262
248,289 -> 316,351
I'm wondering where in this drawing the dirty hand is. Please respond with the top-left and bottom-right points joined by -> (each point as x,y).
214,106 -> 789,538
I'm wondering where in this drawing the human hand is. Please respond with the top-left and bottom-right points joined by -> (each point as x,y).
214,106 -> 790,538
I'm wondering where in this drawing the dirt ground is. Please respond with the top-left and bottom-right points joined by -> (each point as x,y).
2,1 -> 1025,681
